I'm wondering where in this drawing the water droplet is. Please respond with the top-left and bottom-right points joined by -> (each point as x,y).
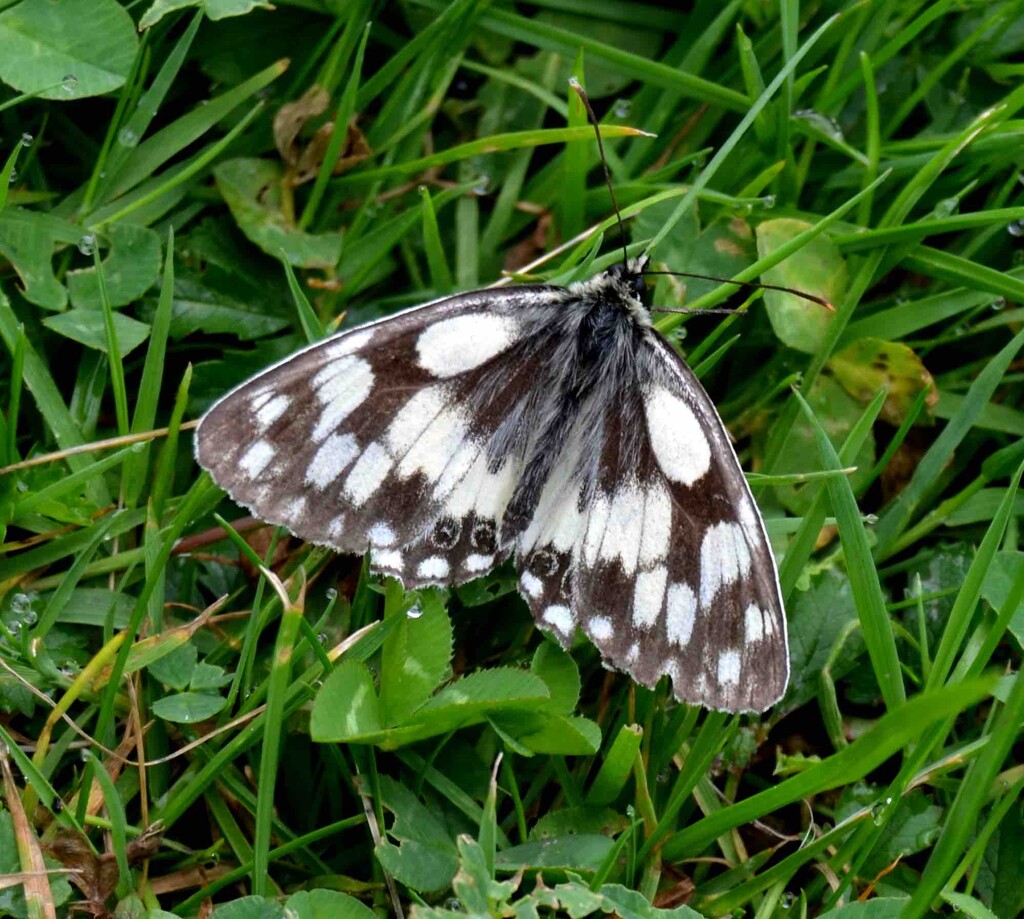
61,74 -> 78,94
991,296 -> 1006,311
407,605 -> 424,620
656,769 -> 671,785
10,593 -> 33,616
444,898 -> 462,911
325,587 -> 338,601
793,109 -> 844,141
77,233 -> 96,256
780,893 -> 796,909
117,127 -> 139,148
7,169 -> 16,184
761,194 -> 777,209
472,174 -> 490,195
613,98 -> 631,119
317,632 -> 329,645
863,513 -> 878,525
15,480 -> 27,492
673,327 -> 688,342
871,800 -> 889,825
20,133 -> 33,148
1007,219 -> 1024,237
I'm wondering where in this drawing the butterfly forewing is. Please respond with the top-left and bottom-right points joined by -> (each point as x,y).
196,257 -> 790,712
197,285 -> 569,587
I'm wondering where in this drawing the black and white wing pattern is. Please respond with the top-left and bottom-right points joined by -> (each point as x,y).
196,255 -> 789,712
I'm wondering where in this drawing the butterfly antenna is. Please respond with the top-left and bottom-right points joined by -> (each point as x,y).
646,270 -> 835,312
569,77 -> 630,268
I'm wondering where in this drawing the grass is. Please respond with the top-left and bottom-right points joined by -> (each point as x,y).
0,1 -> 1023,917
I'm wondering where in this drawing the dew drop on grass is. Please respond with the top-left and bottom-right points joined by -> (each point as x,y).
794,109 -> 844,141
780,893 -> 796,909
1008,219 -> 1024,237
991,296 -> 1006,311
673,327 -> 688,342
78,233 -> 96,255
472,174 -> 490,195
61,74 -> 78,93
407,604 -> 424,620
10,592 -> 34,616
20,133 -> 32,148
761,194 -> 777,208
613,98 -> 631,118
7,169 -> 16,184
863,513 -> 878,525
325,587 -> 338,601
117,127 -> 139,148
444,898 -> 462,912
317,632 -> 328,645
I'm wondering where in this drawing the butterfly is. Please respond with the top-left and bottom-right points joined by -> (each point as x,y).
195,251 -> 789,712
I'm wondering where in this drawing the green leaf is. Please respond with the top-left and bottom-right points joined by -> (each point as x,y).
214,158 -> 343,268
517,714 -> 601,756
818,900 -> 906,918
755,217 -> 845,353
151,690 -> 227,723
310,659 -> 384,742
42,308 -> 151,357
284,889 -> 376,919
374,776 -> 459,893
209,896 -> 287,919
827,338 -> 938,426
380,588 -> 453,725
139,0 -> 273,31
773,375 -> 875,515
147,640 -> 198,691
0,0 -> 138,100
66,224 -> 162,310
981,551 -> 1024,649
495,834 -> 614,871
0,209 -> 79,310
530,641 -> 580,714
0,810 -> 73,918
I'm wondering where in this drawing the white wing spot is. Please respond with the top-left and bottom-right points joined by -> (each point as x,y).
282,496 -> 306,518
417,556 -> 450,580
368,522 -> 397,547
718,649 -> 741,687
583,494 -> 612,566
397,407 -> 470,483
599,483 -> 645,575
254,394 -> 290,430
542,605 -> 574,633
520,572 -> 543,598
249,390 -> 274,411
312,356 -> 375,441
589,615 -> 613,641
239,440 -> 275,477
638,483 -> 672,566
465,553 -> 495,573
306,432 -> 360,488
344,441 -> 393,504
700,522 -> 752,607
416,314 -> 520,377
373,548 -> 403,570
386,386 -> 446,455
744,603 -> 765,644
328,515 -> 346,539
626,643 -> 640,663
323,328 -> 374,360
644,386 -> 711,486
666,582 -> 697,646
632,566 -> 668,629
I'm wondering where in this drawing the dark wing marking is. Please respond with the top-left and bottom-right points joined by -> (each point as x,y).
196,285 -> 568,588
514,332 -> 788,713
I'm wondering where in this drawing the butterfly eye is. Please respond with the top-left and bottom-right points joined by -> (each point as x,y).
629,275 -> 647,297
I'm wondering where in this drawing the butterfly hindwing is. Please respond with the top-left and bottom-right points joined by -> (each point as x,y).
196,285 -> 567,587
513,330 -> 788,712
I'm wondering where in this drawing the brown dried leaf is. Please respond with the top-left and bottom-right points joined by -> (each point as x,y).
274,85 -> 329,166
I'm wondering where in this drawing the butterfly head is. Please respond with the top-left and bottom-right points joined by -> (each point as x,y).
602,254 -> 651,305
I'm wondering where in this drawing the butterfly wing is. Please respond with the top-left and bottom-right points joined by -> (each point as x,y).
196,285 -> 567,587
514,332 -> 788,712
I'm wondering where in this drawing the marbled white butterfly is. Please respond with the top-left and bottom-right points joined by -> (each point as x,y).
195,248 -> 789,712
